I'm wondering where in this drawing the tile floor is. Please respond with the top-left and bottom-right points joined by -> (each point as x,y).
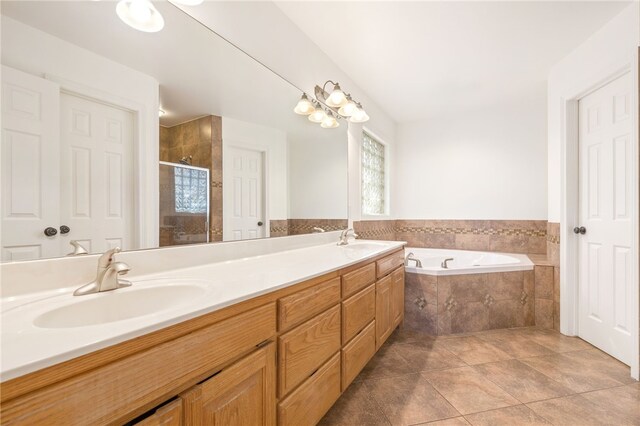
320,327 -> 639,426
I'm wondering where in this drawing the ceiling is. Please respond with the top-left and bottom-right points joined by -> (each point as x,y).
276,1 -> 631,123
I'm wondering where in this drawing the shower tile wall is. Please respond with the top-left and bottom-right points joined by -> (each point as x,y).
547,222 -> 560,331
159,115 -> 223,244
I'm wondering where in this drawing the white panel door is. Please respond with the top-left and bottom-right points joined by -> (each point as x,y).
225,146 -> 264,240
60,93 -> 134,254
578,72 -> 633,365
1,66 -> 60,261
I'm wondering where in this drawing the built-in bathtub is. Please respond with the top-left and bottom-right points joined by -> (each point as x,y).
403,248 -> 535,335
404,248 -> 533,276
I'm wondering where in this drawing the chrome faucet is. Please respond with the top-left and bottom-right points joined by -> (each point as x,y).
73,247 -> 132,296
67,240 -> 89,256
337,228 -> 358,246
441,257 -> 454,269
312,227 -> 326,233
405,252 -> 422,268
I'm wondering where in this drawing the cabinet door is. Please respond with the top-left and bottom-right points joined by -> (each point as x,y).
181,343 -> 276,426
391,267 -> 405,328
135,399 -> 182,426
375,275 -> 393,349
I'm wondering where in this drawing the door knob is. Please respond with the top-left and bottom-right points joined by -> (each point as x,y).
257,221 -> 264,227
60,225 -> 71,234
44,227 -> 58,237
573,226 -> 586,235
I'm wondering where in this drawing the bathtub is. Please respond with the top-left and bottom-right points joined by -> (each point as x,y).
404,247 -> 533,276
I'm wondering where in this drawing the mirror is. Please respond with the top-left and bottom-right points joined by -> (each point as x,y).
0,1 -> 348,261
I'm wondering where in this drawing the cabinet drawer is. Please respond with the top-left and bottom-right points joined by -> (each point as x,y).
341,321 -> 376,391
0,303 -> 277,425
278,353 -> 341,426
278,277 -> 340,331
134,399 -> 182,426
342,284 -> 375,345
342,263 -> 376,298
278,305 -> 341,397
376,250 -> 404,279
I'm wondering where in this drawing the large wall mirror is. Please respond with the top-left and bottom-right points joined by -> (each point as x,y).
0,1 -> 348,262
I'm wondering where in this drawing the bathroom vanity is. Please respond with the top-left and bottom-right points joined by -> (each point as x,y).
0,240 -> 405,425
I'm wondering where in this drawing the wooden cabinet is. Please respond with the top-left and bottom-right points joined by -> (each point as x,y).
341,284 -> 375,344
277,353 -> 341,426
341,321 -> 376,390
2,248 -> 405,426
181,343 -> 276,426
391,267 -> 405,328
375,274 -> 393,349
278,277 -> 341,332
134,399 -> 182,426
342,263 -> 376,298
278,305 -> 341,397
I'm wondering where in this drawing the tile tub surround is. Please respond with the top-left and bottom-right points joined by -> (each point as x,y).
320,327 -> 637,426
354,219 -> 548,254
404,270 -> 536,335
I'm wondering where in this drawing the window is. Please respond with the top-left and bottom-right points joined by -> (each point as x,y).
361,132 -> 386,215
174,166 -> 208,214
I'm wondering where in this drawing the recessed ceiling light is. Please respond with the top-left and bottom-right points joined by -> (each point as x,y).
116,0 -> 165,33
158,109 -> 166,117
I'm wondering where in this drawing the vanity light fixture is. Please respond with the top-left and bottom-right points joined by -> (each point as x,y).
308,104 -> 328,123
338,96 -> 358,117
321,111 -> 340,129
294,80 -> 369,129
349,103 -> 370,123
293,93 -> 315,115
116,0 -> 165,33
324,82 -> 348,108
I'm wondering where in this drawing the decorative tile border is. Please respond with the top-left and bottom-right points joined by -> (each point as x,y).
395,226 -> 546,237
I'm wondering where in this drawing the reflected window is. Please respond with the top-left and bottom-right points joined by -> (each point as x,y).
174,167 -> 208,214
361,132 -> 386,215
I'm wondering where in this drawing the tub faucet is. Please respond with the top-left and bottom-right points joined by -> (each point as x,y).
405,252 -> 422,268
337,228 -> 358,245
73,247 -> 132,296
441,258 -> 454,269
312,227 -> 326,233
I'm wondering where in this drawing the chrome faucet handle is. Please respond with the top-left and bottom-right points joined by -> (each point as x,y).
67,240 -> 89,256
312,227 -> 326,233
97,247 -> 121,269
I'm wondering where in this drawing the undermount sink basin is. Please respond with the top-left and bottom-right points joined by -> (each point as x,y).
340,242 -> 388,251
33,284 -> 206,329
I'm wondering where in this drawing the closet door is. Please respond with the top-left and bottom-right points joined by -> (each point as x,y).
1,65 -> 60,261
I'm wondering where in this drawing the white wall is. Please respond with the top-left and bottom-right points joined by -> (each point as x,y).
1,16 -> 160,247
394,95 -> 548,220
222,117 -> 289,224
547,2 -> 640,222
288,128 -> 348,219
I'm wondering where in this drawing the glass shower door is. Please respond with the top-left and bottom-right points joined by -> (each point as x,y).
159,161 -> 210,246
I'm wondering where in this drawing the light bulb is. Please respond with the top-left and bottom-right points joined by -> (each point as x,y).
349,104 -> 370,123
338,98 -> 358,117
294,94 -> 314,115
325,83 -> 347,108
116,0 -> 165,33
308,107 -> 328,123
321,112 -> 340,129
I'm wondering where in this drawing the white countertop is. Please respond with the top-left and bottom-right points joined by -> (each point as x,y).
0,240 -> 404,382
